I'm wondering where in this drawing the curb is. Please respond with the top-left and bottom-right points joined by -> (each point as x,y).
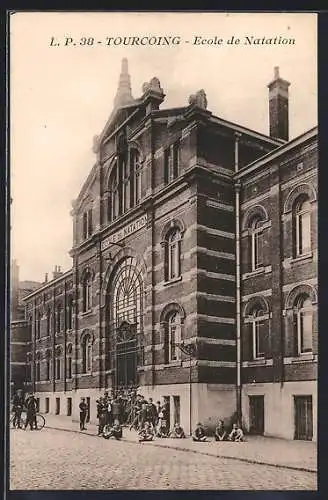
44,424 -> 317,474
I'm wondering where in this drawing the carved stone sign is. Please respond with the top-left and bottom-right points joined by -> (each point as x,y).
101,214 -> 147,251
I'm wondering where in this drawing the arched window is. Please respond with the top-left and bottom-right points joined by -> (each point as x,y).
110,257 -> 144,387
250,307 -> 266,359
294,295 -> 313,355
55,346 -> 62,380
294,197 -> 311,257
66,343 -> 73,379
45,350 -> 52,381
165,229 -> 182,281
67,296 -> 73,330
82,335 -> 92,373
82,272 -> 92,313
250,218 -> 263,271
46,307 -> 51,336
35,351 -> 41,381
168,312 -> 182,362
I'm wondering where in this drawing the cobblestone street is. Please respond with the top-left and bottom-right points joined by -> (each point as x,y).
10,428 -> 317,490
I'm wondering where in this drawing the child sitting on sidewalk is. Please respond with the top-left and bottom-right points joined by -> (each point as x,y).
138,421 -> 155,442
169,423 -> 186,438
214,420 -> 228,441
192,422 -> 207,442
228,423 -> 244,442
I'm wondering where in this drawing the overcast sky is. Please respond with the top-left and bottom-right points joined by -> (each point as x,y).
10,12 -> 317,282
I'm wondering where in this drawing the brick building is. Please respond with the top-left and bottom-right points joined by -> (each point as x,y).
11,60 -> 317,440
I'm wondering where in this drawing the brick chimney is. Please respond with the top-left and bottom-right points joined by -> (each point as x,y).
52,265 -> 63,280
267,66 -> 290,141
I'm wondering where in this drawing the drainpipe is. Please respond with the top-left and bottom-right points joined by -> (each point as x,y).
234,132 -> 242,425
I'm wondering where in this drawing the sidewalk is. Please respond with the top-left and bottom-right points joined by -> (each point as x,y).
42,414 -> 317,473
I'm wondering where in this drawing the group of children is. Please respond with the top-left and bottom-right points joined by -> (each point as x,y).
192,420 -> 244,442
138,420 -> 244,443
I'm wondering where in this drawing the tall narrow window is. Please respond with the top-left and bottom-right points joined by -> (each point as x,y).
164,143 -> 180,184
66,344 -> 73,379
35,352 -> 41,381
45,350 -> 52,380
122,159 -> 130,213
82,335 -> 92,373
294,296 -> 313,355
87,209 -> 93,236
46,307 -> 51,336
250,218 -> 263,271
294,198 -> 311,257
109,165 -> 119,222
56,304 -> 62,333
36,311 -> 41,340
131,149 -> 142,206
55,347 -> 62,380
83,212 -> 88,239
67,297 -> 73,330
251,308 -> 266,359
82,273 -> 92,312
166,229 -> 182,281
168,312 -> 181,362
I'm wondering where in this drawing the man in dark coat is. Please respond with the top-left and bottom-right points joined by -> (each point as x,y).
79,398 -> 88,431
24,393 -> 38,430
12,389 -> 24,429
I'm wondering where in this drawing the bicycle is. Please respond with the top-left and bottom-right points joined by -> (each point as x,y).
10,411 -> 46,430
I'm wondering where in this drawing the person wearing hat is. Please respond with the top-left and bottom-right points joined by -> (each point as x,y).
79,398 -> 88,431
24,392 -> 38,430
192,422 -> 207,442
12,389 -> 24,429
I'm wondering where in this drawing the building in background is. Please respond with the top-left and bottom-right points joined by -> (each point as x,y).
10,60 -> 317,441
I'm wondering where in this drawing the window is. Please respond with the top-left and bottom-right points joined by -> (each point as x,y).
165,229 -> 182,281
108,164 -> 120,222
46,307 -> 51,336
294,197 -> 311,257
168,312 -> 182,361
294,295 -> 313,355
164,143 -> 180,184
130,149 -> 142,206
45,350 -> 52,380
45,397 -> 50,413
82,272 -> 92,312
35,352 -> 41,381
250,308 -> 266,359
250,218 -> 263,271
55,347 -> 62,380
66,344 -> 72,379
36,311 -> 41,339
67,297 -> 73,330
55,304 -> 62,333
82,209 -> 93,239
110,257 -> 144,386
82,335 -> 92,373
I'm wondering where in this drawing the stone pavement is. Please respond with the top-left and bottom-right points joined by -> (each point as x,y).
10,427 -> 316,490
41,414 -> 316,473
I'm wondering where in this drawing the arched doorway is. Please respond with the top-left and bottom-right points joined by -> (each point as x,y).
108,256 -> 144,390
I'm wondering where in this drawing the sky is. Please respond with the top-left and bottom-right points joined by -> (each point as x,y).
10,11 -> 317,282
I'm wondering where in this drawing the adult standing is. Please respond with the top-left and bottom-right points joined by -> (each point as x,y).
12,389 -> 24,429
24,393 -> 38,430
79,398 -> 88,431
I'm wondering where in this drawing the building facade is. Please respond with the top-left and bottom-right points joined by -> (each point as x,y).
11,60 -> 317,440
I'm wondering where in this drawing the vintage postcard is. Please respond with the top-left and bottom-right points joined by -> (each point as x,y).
8,11 -> 317,491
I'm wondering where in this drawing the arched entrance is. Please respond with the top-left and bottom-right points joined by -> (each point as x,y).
108,256 -> 144,390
